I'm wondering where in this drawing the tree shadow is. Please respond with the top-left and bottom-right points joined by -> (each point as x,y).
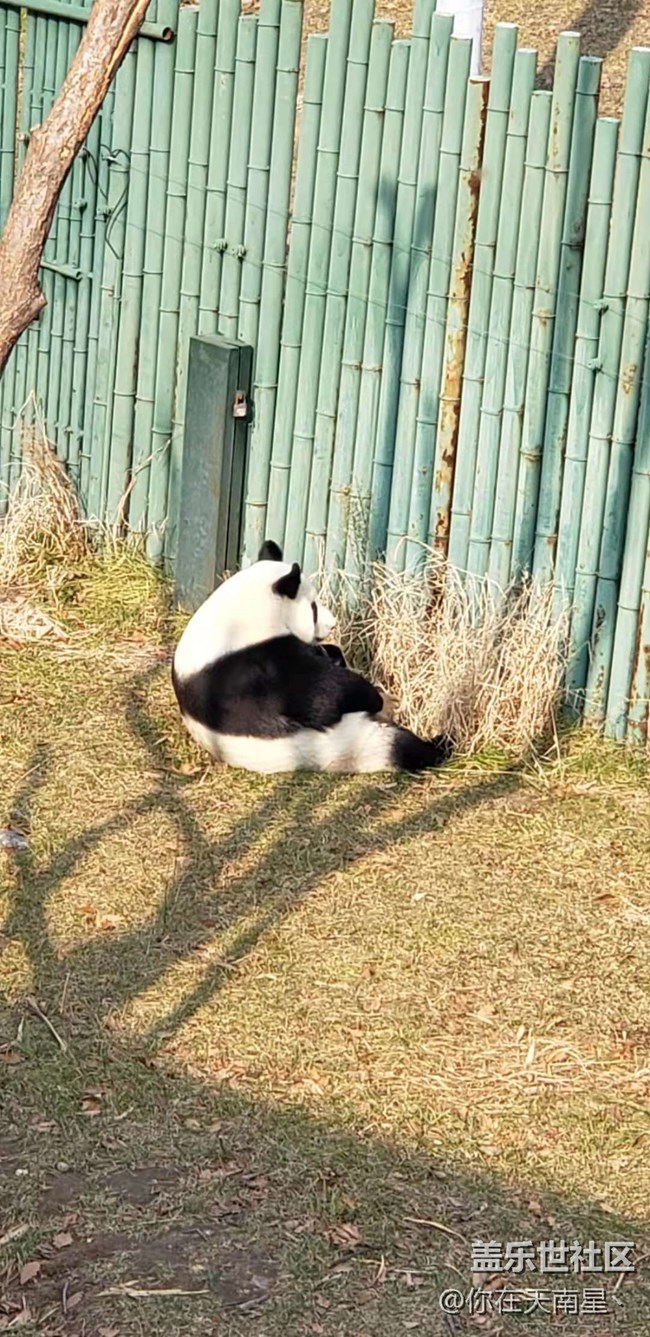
5,658 -> 522,1048
537,0 -> 646,88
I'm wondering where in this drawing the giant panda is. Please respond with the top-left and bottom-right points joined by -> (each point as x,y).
171,540 -> 453,774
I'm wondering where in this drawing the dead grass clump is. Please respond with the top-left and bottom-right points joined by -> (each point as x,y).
323,552 -> 569,759
0,420 -> 88,594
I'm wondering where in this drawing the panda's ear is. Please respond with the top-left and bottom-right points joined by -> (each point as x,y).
259,540 -> 283,562
273,562 -> 301,600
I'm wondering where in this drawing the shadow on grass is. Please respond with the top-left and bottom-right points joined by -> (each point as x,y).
1,662 -> 649,1333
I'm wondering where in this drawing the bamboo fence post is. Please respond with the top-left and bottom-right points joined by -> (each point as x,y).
552,115 -> 619,616
240,0 -> 303,560
369,0 -> 435,555
385,35 -> 471,570
533,54 -> 602,583
566,49 -> 650,702
283,0 -> 353,564
171,0 -> 219,454
302,0 -> 375,576
345,38 -> 410,581
365,12 -> 452,568
323,18 -> 394,574
106,30 -> 155,520
448,23 -> 519,574
217,13 -> 258,341
605,331 -> 650,739
265,32 -> 327,544
145,3 -> 198,558
461,47 -> 536,584
510,31 -> 581,577
126,0 -> 177,530
584,93 -> 650,721
487,90 -> 552,591
198,0 -> 240,335
86,48 -> 138,519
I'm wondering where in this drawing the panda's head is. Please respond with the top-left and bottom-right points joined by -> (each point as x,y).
173,540 -> 337,678
255,540 -> 336,645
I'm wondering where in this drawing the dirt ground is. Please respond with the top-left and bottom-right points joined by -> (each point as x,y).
303,0 -> 650,116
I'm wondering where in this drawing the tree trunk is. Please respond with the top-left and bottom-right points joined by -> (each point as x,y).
0,0 -> 151,378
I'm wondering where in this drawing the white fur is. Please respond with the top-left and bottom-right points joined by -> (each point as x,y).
183,711 -> 396,774
174,560 -> 336,680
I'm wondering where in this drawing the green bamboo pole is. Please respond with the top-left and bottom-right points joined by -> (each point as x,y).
166,0 -> 218,475
0,0 -> 173,42
217,14 -> 258,342
356,12 -> 451,571
459,47 -> 536,583
323,18 -> 394,573
128,0 -> 177,532
626,535 -> 650,747
302,0 -> 375,577
265,33 -> 327,543
2,14 -> 39,505
369,0 -> 435,553
533,54 -> 602,583
487,90 -> 552,591
55,22 -> 83,464
605,332 -> 650,740
425,74 -> 489,565
0,5 -> 19,230
14,15 -> 48,468
510,31 -> 581,578
447,24 -> 519,574
85,48 -> 138,520
283,0 -> 353,564
79,85 -> 115,507
240,0 -> 310,559
382,36 -> 471,570
67,112 -> 101,486
238,0 -> 283,351
198,0 -> 240,336
344,38 -> 410,580
34,18 -> 61,430
0,5 -> 21,499
144,3 -> 197,558
552,115 -> 619,615
584,95 -> 650,722
566,50 -> 650,702
105,32 -> 156,521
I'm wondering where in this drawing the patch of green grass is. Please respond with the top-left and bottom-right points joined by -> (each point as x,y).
1,557 -> 650,1334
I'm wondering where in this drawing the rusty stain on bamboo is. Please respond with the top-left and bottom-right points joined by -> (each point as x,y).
433,108 -> 488,553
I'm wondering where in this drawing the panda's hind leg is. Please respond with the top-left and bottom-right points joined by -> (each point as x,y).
389,726 -> 454,772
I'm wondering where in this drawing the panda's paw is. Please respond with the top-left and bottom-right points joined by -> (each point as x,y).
378,692 -> 396,723
318,643 -> 347,668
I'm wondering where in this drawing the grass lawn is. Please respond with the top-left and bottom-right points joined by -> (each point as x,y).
1,557 -> 650,1334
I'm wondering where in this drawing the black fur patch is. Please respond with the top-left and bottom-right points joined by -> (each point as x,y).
258,540 -> 283,562
172,636 -> 383,738
272,562 -> 301,600
390,729 -> 454,772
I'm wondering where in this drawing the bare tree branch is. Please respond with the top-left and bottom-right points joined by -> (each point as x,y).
0,0 -> 151,377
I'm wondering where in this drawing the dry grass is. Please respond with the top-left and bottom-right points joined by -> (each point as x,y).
0,415 -> 88,594
323,552 -> 568,759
